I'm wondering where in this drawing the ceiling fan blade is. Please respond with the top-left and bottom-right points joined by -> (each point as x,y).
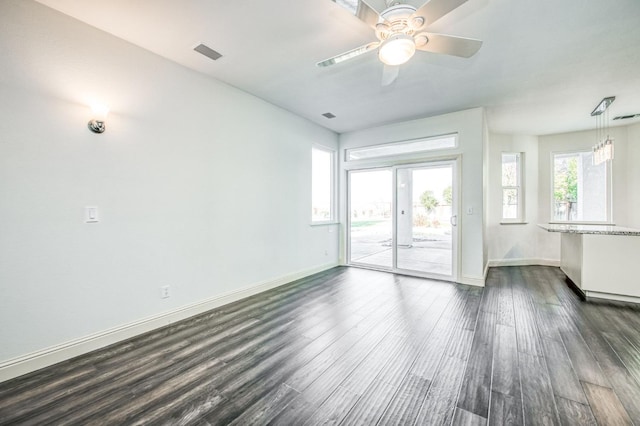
381,65 -> 399,86
332,0 -> 380,28
413,0 -> 469,27
317,42 -> 380,67
415,33 -> 482,58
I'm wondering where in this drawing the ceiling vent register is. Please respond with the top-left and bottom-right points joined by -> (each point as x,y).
194,43 -> 222,61
613,114 -> 640,120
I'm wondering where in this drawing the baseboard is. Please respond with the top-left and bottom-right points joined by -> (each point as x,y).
0,262 -> 339,383
459,258 -> 562,286
563,274 -> 640,305
488,258 -> 560,268
459,275 -> 485,287
584,290 -> 640,305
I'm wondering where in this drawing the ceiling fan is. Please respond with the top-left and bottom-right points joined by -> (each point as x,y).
319,0 -> 483,84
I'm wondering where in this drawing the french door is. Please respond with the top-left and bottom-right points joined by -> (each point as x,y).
348,160 -> 458,281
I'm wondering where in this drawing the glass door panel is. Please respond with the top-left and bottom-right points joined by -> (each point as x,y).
348,169 -> 393,269
396,164 -> 455,277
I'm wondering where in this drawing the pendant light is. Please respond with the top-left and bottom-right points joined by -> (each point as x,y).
591,96 -> 615,165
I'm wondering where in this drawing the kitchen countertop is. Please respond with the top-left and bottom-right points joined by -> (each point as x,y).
538,223 -> 640,236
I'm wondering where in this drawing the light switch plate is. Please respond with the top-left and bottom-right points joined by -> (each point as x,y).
85,206 -> 99,223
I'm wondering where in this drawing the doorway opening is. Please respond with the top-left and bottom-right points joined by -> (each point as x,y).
348,160 -> 458,281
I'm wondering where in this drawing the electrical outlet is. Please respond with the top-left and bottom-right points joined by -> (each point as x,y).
160,285 -> 171,299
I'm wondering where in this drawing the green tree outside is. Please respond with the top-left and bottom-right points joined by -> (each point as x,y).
442,186 -> 452,205
554,157 -> 578,202
420,190 -> 439,214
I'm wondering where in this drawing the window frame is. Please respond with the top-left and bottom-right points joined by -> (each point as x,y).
311,144 -> 337,225
344,133 -> 458,162
501,152 -> 525,223
549,149 -> 612,225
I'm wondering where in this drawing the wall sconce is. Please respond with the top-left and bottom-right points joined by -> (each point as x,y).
88,104 -> 109,134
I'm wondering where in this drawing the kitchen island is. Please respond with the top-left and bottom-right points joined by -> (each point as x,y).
539,224 -> 640,303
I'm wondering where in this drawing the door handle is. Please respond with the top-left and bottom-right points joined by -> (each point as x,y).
450,215 -> 457,226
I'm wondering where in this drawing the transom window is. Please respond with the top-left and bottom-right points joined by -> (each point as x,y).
345,134 -> 457,161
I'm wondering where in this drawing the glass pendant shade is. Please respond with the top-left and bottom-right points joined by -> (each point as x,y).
591,97 -> 615,165
593,137 -> 614,165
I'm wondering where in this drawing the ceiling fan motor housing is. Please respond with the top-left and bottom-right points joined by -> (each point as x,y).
380,4 -> 416,24
377,4 -> 424,41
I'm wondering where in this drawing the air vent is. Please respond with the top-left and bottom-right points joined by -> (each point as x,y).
194,43 -> 222,61
322,112 -> 336,119
613,114 -> 640,120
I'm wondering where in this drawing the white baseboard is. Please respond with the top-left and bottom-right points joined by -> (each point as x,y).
459,275 -> 486,287
0,262 -> 338,383
585,290 -> 640,304
450,258 -> 561,287
488,258 -> 560,268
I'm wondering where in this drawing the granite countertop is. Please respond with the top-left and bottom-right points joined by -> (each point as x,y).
538,223 -> 640,236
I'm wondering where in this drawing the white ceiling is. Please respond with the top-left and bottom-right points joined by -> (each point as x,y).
35,0 -> 640,135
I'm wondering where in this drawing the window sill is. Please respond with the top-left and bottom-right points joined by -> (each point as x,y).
500,221 -> 528,225
310,221 -> 339,227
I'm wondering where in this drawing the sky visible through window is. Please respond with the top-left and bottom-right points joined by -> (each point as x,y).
350,167 -> 452,212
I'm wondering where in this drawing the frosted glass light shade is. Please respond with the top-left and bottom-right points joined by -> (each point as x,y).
378,34 -> 416,66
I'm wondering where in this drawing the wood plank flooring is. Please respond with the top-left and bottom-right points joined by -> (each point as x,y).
1,265 -> 640,425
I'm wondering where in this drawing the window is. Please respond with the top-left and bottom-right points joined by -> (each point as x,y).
345,134 -> 457,161
501,152 -> 524,222
552,151 -> 610,223
312,146 -> 335,223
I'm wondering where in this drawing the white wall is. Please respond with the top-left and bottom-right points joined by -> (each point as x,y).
338,108 -> 487,285
0,0 -> 339,367
627,122 -> 640,228
486,134 -> 552,264
487,125 -> 637,265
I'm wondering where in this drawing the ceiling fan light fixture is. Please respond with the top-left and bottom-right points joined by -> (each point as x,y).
378,34 -> 416,66
410,16 -> 425,30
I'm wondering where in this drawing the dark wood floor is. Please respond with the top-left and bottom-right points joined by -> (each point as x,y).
1,266 -> 640,425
